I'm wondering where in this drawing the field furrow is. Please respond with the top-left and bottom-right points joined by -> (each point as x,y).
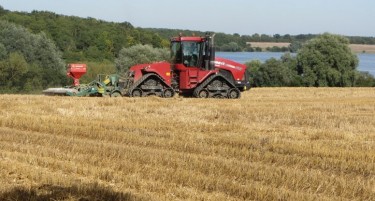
0,88 -> 374,200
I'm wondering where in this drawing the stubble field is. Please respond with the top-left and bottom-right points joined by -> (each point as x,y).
0,88 -> 374,201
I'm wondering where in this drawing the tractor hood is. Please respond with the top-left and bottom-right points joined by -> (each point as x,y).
214,57 -> 247,82
214,57 -> 246,71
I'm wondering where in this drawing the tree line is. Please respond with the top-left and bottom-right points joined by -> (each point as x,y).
1,5 -> 375,59
146,28 -> 375,52
0,6 -> 169,63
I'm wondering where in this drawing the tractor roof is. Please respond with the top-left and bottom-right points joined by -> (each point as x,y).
170,36 -> 205,42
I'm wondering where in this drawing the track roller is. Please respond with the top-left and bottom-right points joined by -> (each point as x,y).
162,88 -> 175,98
227,88 -> 241,99
197,89 -> 209,98
131,88 -> 143,97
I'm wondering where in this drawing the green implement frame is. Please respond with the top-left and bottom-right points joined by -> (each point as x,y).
43,74 -> 126,97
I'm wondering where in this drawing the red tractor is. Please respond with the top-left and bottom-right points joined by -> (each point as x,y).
123,33 -> 250,98
43,33 -> 250,98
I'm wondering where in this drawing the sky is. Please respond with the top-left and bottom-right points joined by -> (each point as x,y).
1,0 -> 374,37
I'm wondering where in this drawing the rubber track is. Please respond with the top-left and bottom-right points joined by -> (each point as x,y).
193,74 -> 239,98
127,73 -> 173,97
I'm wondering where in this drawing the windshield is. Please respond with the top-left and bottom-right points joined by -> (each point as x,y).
171,41 -> 202,67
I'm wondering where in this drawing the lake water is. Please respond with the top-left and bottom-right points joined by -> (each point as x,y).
216,52 -> 375,76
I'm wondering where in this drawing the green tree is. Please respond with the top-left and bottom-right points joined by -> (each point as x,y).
260,34 -> 272,42
23,63 -> 43,93
297,33 -> 358,87
115,44 -> 169,73
80,61 -> 117,83
0,20 -> 66,91
220,42 -> 241,52
0,52 -> 28,91
85,46 -> 104,61
246,54 -> 299,87
259,58 -> 295,86
281,53 -> 301,86
0,42 -> 7,59
273,34 -> 281,42
252,33 -> 261,42
8,52 -> 28,81
0,5 -> 8,16
288,41 -> 303,53
245,60 -> 261,87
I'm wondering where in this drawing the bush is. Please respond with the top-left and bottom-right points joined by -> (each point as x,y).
355,71 -> 375,87
79,60 -> 117,83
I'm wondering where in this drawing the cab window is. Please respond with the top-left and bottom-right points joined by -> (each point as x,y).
182,42 -> 201,67
171,42 -> 182,64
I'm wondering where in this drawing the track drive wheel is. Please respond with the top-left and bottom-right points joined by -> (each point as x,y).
197,89 -> 209,98
227,88 -> 241,99
163,88 -> 174,98
131,88 -> 143,97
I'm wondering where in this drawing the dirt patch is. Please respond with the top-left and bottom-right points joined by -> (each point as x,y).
349,44 -> 375,53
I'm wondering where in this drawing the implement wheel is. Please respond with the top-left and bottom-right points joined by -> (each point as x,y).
111,92 -> 121,97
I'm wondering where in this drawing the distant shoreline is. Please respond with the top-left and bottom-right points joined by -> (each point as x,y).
247,42 -> 375,54
349,44 -> 375,54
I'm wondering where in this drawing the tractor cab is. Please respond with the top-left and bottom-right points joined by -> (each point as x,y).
170,34 -> 217,91
170,34 -> 215,70
171,38 -> 201,68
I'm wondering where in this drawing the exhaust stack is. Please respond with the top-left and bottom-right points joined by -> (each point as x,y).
204,33 -> 216,70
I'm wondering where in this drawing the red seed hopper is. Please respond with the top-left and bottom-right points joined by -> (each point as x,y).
67,64 -> 87,86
